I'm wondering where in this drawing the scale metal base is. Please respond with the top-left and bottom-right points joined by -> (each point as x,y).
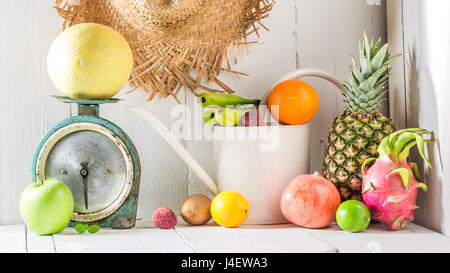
32,96 -> 141,229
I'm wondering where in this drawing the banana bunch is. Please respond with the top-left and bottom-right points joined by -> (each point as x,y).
198,93 -> 263,127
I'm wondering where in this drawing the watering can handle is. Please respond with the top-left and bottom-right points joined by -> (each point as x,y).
260,68 -> 344,106
130,107 -> 219,196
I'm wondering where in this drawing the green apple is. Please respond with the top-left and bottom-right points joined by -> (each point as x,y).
20,180 -> 74,235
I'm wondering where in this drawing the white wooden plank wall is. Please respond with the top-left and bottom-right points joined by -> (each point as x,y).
0,0 -> 388,225
387,0 -> 450,236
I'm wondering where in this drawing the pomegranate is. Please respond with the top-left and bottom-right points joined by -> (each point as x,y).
280,172 -> 341,228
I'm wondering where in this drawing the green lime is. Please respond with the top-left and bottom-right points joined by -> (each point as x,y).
336,200 -> 371,233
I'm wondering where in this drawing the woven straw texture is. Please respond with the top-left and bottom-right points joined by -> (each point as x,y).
54,0 -> 275,103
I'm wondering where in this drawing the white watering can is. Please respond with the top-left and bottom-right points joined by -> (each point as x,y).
132,68 -> 344,224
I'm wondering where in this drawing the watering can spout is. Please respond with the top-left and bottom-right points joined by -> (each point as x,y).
130,107 -> 219,196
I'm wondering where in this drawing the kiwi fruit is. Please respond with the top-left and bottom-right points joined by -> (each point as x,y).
180,194 -> 212,225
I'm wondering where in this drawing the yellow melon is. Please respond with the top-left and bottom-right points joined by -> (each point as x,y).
47,23 -> 133,99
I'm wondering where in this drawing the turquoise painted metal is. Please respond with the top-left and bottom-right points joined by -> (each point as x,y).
32,96 -> 141,229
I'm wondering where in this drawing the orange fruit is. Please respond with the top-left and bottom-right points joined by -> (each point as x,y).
268,79 -> 319,125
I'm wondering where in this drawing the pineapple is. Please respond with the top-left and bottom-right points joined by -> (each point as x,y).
323,32 -> 400,201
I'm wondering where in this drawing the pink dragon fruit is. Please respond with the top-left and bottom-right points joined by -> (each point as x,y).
361,128 -> 433,231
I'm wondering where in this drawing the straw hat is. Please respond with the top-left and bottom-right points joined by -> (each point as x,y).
54,0 -> 275,103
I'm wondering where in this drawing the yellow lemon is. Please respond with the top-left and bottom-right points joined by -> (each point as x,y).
210,191 -> 249,228
47,23 -> 133,99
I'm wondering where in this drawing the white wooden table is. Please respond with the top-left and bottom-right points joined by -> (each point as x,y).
2,219 -> 450,253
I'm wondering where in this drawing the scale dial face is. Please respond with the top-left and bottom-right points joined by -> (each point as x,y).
35,122 -> 134,222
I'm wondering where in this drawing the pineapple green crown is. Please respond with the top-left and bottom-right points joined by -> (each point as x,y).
342,32 -> 401,114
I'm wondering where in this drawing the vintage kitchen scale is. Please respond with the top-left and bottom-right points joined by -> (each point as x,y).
32,96 -> 141,229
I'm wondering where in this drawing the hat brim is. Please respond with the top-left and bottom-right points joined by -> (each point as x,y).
54,0 -> 274,102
